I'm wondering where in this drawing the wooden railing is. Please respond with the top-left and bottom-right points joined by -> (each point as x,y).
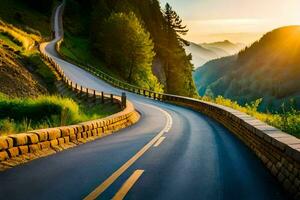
39,44 -> 127,109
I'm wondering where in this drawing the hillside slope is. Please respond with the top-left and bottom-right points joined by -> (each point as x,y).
0,0 -> 57,97
193,55 -> 237,96
0,40 -> 47,97
194,26 -> 300,112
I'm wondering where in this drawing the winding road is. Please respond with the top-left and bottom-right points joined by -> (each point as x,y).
0,3 -> 287,200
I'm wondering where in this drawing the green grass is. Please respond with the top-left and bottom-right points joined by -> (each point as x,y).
60,33 -> 91,63
201,96 -> 300,138
0,32 -> 22,51
26,54 -> 58,93
60,32 -> 124,80
0,95 -> 120,135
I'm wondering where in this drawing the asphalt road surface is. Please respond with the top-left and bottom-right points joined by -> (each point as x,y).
0,3 -> 287,200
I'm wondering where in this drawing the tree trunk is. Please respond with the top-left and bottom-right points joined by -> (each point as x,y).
127,56 -> 134,82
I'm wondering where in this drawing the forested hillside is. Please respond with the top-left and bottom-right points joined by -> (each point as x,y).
194,26 -> 300,112
62,0 -> 196,96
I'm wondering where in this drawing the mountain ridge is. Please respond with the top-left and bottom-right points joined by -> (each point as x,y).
185,40 -> 245,68
193,26 -> 300,112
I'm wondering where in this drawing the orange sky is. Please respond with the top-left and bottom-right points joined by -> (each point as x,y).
160,0 -> 300,44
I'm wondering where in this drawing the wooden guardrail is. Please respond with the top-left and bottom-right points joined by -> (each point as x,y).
40,43 -> 127,110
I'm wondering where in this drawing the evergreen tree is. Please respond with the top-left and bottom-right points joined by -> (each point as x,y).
163,3 -> 189,46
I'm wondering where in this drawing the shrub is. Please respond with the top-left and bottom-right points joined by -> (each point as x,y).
0,119 -> 15,135
202,95 -> 300,138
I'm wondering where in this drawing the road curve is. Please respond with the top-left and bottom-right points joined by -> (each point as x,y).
0,3 -> 287,200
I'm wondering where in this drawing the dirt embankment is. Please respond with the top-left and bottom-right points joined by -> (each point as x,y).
0,40 -> 48,97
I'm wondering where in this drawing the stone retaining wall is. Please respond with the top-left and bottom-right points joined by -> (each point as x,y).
168,99 -> 300,199
0,100 -> 140,171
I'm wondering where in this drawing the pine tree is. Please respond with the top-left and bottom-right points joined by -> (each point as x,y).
161,3 -> 193,94
163,3 -> 189,46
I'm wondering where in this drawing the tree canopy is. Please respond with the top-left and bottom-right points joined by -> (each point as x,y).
98,12 -> 163,91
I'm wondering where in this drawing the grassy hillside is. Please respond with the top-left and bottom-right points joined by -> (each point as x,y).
0,94 -> 120,135
194,26 -> 300,113
0,22 -> 57,97
0,0 -> 60,97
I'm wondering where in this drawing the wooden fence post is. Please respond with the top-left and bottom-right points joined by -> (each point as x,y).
101,92 -> 104,103
121,92 -> 126,109
110,94 -> 113,103
93,90 -> 96,102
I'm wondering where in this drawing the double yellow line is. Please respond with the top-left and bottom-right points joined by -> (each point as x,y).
84,103 -> 172,200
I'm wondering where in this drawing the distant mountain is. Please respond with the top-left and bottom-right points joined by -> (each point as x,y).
184,42 -> 218,68
193,26 -> 300,112
201,40 -> 245,55
185,40 -> 245,68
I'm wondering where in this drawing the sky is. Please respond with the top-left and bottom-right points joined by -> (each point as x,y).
160,0 -> 300,44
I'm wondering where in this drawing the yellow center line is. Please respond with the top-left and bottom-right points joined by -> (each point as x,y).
153,136 -> 166,147
84,103 -> 172,200
112,170 -> 144,200
84,130 -> 164,200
